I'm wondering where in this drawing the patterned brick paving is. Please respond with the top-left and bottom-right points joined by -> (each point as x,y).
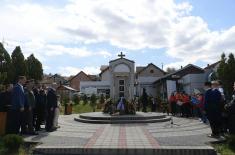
24,114 -> 220,149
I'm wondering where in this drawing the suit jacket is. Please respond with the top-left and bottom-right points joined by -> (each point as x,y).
47,88 -> 57,109
11,83 -> 25,110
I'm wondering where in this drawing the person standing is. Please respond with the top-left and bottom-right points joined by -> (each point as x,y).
0,84 -> 13,112
151,97 -> 157,112
46,87 -> 57,132
9,76 -> 26,134
53,95 -> 61,129
141,88 -> 148,112
225,82 -> 235,134
204,81 -> 222,137
169,92 -> 176,116
24,80 -> 38,135
35,86 -> 47,131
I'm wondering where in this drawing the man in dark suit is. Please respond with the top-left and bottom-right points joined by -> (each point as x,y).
46,87 -> 57,132
9,76 -> 26,134
204,81 -> 222,137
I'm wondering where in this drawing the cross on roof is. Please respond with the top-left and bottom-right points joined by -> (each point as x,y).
118,52 -> 125,58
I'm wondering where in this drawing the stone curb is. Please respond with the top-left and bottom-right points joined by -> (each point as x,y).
33,145 -> 217,155
74,117 -> 171,124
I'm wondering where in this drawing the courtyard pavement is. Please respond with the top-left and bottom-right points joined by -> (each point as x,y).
24,114 -> 220,147
23,113 -> 220,154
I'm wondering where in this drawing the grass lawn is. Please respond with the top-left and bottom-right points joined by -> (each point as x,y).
212,135 -> 235,155
60,101 -> 102,114
213,143 -> 235,155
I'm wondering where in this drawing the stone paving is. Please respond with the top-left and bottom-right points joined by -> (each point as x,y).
24,113 -> 219,149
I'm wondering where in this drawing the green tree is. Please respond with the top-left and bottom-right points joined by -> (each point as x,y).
82,94 -> 88,105
26,54 -> 43,81
72,94 -> 80,105
217,53 -> 235,98
11,46 -> 26,83
226,53 -> 235,96
99,94 -> 105,104
166,67 -> 176,73
0,43 -> 13,84
90,94 -> 97,112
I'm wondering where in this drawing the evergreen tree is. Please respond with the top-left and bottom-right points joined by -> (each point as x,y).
217,53 -> 235,98
90,94 -> 97,112
11,46 -> 26,83
0,43 -> 13,84
227,53 -> 235,96
26,54 -> 43,81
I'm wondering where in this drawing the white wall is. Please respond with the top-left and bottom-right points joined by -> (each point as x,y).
138,77 -> 160,83
166,80 -> 176,99
181,74 -> 205,94
113,64 -> 130,72
80,81 -> 110,93
101,70 -> 111,81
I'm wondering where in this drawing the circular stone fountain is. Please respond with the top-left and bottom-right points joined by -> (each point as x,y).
74,112 -> 171,124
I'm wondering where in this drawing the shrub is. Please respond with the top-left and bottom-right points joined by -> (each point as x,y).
82,94 -> 88,105
3,134 -> 24,152
72,94 -> 80,105
227,135 -> 235,149
90,94 -> 97,112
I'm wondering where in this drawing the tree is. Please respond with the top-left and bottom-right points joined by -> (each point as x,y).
11,46 -> 26,83
226,53 -> 235,96
26,54 -> 43,81
82,94 -> 88,105
90,94 -> 97,112
72,94 -> 80,105
166,67 -> 176,73
100,94 -> 105,104
0,43 -> 13,84
217,53 -> 235,98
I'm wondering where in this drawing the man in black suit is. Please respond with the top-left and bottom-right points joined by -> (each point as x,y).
9,76 -> 26,134
204,81 -> 223,137
46,87 -> 57,132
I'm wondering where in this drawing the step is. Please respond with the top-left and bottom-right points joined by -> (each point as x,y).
33,145 -> 217,155
79,113 -> 166,121
74,117 -> 171,124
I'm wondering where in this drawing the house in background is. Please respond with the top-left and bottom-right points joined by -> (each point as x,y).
68,71 -> 95,91
57,85 -> 78,100
135,63 -> 165,97
204,61 -> 221,82
56,53 -> 221,102
153,64 -> 205,100
41,74 -> 67,89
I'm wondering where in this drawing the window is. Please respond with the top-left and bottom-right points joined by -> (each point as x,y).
119,80 -> 124,85
150,69 -> 154,73
119,80 -> 125,97
119,86 -> 124,91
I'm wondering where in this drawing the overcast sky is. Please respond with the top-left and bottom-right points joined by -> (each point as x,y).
1,0 -> 235,76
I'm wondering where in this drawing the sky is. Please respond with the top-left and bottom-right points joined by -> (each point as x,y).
0,0 -> 235,76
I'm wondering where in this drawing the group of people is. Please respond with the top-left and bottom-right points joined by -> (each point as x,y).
169,81 -> 235,136
204,81 -> 235,136
0,76 -> 60,135
169,91 -> 201,118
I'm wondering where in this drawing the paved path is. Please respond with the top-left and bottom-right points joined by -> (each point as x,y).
24,114 -> 219,149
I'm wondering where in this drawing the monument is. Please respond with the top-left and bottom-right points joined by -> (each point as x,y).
109,52 -> 135,101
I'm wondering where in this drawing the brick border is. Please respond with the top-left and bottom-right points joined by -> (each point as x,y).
118,125 -> 127,148
84,126 -> 105,148
141,127 -> 160,148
